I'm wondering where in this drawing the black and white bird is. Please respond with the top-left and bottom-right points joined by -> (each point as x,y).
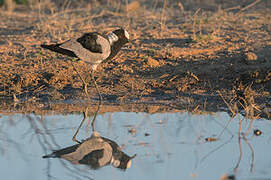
41,28 -> 130,100
43,131 -> 136,170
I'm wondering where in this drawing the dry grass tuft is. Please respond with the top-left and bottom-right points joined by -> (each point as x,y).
219,82 -> 262,119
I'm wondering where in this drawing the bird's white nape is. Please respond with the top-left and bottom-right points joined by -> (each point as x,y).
108,32 -> 119,45
111,158 -> 120,167
124,29 -> 129,40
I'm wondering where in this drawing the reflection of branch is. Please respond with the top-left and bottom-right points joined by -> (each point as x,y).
200,134 -> 234,164
0,116 -> 21,155
26,114 -> 94,180
37,116 -> 61,150
187,115 -> 204,142
198,114 -> 234,165
58,159 -> 94,180
242,134 -> 255,173
216,116 -> 234,138
233,115 -> 255,173
234,135 -> 242,172
0,131 -> 26,159
26,115 -> 54,180
0,117 -> 28,157
193,149 -> 199,171
244,118 -> 255,137
234,116 -> 243,172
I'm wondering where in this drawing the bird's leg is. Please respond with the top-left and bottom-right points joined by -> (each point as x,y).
71,61 -> 89,98
89,66 -> 102,132
72,107 -> 89,143
91,99 -> 101,132
90,68 -> 103,102
72,102 -> 101,142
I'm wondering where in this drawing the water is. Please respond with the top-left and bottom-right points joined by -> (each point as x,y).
0,109 -> 271,180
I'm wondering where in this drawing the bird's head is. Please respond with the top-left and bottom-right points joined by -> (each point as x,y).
113,28 -> 129,42
108,28 -> 129,45
111,152 -> 136,170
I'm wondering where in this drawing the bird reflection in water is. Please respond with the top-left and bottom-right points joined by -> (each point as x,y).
43,106 -> 136,170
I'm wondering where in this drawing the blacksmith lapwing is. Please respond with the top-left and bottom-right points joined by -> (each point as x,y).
43,131 -> 136,170
41,28 -> 130,100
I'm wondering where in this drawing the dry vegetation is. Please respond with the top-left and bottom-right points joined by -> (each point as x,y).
0,0 -> 270,118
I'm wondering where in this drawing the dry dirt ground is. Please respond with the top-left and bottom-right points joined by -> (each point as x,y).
0,0 -> 270,118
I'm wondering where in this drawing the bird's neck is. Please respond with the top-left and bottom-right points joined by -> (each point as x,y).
106,32 -> 128,61
107,32 -> 119,45
107,41 -> 124,61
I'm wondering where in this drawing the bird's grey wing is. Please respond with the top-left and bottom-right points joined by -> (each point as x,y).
59,33 -> 111,63
76,32 -> 103,53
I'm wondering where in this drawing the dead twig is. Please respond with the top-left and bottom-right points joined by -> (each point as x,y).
240,0 -> 261,12
193,8 -> 201,41
218,90 -> 237,117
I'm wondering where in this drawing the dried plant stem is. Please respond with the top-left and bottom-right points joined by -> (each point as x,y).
160,0 -> 167,35
193,8 -> 201,41
5,0 -> 14,13
218,90 -> 237,117
240,0 -> 261,12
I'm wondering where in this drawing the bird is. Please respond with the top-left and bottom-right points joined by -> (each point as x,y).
43,131 -> 136,170
41,28 -> 130,100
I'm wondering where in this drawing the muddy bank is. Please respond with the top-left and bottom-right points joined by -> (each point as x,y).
1,92 -> 270,120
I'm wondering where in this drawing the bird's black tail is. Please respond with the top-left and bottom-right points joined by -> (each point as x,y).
42,153 -> 57,158
40,43 -> 77,58
42,144 -> 80,159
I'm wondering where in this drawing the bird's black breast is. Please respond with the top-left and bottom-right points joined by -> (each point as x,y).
76,33 -> 103,54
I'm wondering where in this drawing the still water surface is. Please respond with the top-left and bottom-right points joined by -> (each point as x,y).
0,110 -> 271,180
